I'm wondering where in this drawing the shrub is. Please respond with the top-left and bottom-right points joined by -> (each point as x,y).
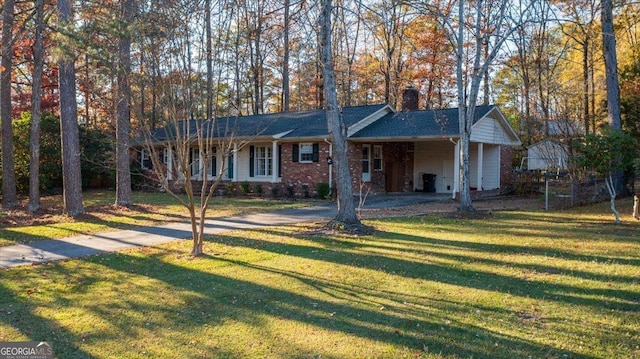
255,184 -> 263,194
315,182 -> 330,199
240,181 -> 250,194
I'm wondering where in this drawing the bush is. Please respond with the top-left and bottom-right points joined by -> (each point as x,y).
255,184 -> 263,194
240,181 -> 250,194
315,182 -> 330,199
11,112 -> 114,194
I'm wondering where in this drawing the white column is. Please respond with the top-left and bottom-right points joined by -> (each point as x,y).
497,145 -> 501,189
477,142 -> 484,191
272,140 -> 278,183
452,141 -> 459,199
232,143 -> 238,182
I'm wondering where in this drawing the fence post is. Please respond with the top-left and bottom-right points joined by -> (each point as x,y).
571,181 -> 574,207
545,180 -> 549,211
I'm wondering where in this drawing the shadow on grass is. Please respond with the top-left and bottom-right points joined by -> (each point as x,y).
0,281 -> 96,358
1,244 -> 593,358
220,228 -> 639,313
88,250 -> 587,359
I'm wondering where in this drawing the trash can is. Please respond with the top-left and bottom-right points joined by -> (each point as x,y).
422,173 -> 436,193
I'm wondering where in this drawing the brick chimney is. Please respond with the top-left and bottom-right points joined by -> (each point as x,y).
402,86 -> 419,111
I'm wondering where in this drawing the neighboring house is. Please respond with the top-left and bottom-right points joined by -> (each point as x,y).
138,93 -> 521,198
524,140 -> 569,171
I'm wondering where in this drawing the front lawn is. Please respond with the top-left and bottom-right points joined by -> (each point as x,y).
0,201 -> 638,358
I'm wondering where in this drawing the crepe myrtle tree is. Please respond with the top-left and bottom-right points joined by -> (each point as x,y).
142,120 -> 236,256
574,130 -> 637,224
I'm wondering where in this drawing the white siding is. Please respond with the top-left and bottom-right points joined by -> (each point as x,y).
527,141 -> 568,170
413,141 -> 455,193
471,116 -> 513,145
482,145 -> 500,190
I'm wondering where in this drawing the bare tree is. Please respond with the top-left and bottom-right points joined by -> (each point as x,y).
115,0 -> 135,207
28,0 -> 46,212
414,0 -> 532,212
57,0 -> 84,216
320,0 -> 362,230
1,0 -> 18,209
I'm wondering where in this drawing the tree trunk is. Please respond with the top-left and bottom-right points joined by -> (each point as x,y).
28,0 -> 45,213
205,0 -> 213,120
320,0 -> 360,229
601,0 -> 621,128
605,174 -> 620,224
602,0 -> 625,194
582,40 -> 590,135
115,0 -> 134,207
1,0 -> 17,209
455,0 -> 474,212
58,0 -> 84,217
283,0 -> 290,111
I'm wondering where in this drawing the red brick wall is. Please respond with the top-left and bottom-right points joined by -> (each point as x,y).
280,142 -> 332,197
500,145 -> 514,193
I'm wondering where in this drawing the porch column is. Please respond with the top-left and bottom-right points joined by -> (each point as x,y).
166,146 -> 173,180
232,143 -> 239,182
271,140 -> 278,183
452,141 -> 460,199
477,142 -> 484,191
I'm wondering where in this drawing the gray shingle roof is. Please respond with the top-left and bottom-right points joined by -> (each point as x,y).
142,104 -> 499,144
350,105 -> 496,139
146,104 -> 389,142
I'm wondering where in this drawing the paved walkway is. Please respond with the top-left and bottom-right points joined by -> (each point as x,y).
0,194 -> 450,269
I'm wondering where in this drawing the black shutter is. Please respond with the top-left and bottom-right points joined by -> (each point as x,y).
227,154 -> 234,179
249,145 -> 255,177
278,144 -> 282,177
312,143 -> 319,162
211,147 -> 217,176
292,143 -> 299,162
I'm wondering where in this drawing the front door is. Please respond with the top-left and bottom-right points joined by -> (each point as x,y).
385,160 -> 403,192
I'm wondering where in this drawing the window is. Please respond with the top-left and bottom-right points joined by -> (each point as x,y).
141,149 -> 152,170
208,147 -> 217,177
299,144 -> 313,162
373,145 -> 383,170
362,145 -> 370,182
190,148 -> 201,178
254,146 -> 272,176
292,143 -> 319,163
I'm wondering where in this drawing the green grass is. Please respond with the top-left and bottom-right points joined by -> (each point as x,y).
0,190 -> 307,247
0,200 -> 639,358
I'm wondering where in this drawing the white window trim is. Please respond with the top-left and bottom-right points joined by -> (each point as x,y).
373,145 -> 383,171
299,143 -> 314,163
255,145 -> 273,177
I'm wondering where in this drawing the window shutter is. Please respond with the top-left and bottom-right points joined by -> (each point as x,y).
249,145 -> 255,177
227,154 -> 234,179
312,143 -> 319,162
292,144 -> 299,162
211,147 -> 217,176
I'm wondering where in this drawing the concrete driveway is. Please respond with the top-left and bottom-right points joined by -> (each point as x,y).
0,193 -> 449,269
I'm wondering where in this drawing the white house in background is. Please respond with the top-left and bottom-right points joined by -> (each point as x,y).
525,140 -> 569,171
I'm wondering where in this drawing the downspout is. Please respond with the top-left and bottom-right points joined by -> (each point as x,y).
449,137 -> 458,200
324,138 -> 333,195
